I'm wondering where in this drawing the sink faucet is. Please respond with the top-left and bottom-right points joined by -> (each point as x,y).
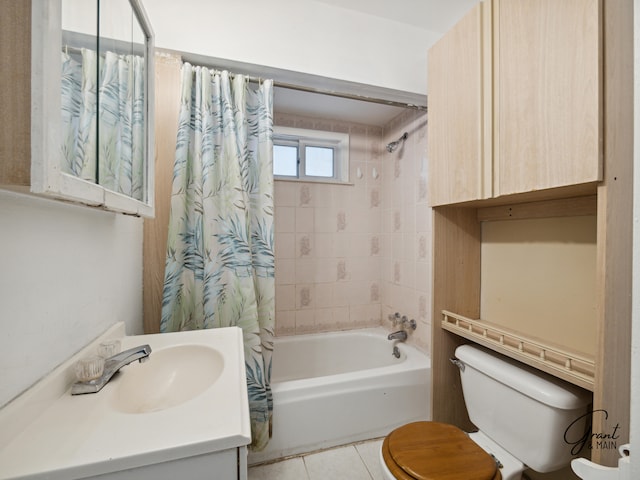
388,330 -> 408,342
71,344 -> 152,395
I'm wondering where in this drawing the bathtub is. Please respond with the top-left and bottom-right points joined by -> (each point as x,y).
247,327 -> 431,465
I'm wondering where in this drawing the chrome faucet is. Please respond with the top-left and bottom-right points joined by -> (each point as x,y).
387,330 -> 408,342
71,344 -> 152,395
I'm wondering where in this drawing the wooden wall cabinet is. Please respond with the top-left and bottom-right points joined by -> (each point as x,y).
428,0 -> 632,468
428,0 -> 602,207
427,2 -> 488,205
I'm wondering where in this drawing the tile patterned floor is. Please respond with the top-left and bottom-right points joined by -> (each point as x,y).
248,439 -> 385,480
247,438 -> 576,479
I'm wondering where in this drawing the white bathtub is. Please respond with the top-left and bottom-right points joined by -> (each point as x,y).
247,327 -> 431,465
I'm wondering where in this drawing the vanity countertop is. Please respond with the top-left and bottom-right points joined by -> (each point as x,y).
0,326 -> 250,480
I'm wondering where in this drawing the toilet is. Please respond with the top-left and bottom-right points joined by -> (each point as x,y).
380,344 -> 592,480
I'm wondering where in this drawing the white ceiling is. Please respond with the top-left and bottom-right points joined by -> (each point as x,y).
313,0 -> 479,34
274,0 -> 478,127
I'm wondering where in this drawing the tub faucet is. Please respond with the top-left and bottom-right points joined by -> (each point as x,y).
71,344 -> 152,395
388,330 -> 408,342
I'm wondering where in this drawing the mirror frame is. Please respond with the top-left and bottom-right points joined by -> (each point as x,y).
30,0 -> 155,217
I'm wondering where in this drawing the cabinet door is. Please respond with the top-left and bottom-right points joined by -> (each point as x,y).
428,2 -> 490,206
495,0 -> 602,196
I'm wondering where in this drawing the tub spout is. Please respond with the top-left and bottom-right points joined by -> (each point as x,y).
388,330 -> 408,342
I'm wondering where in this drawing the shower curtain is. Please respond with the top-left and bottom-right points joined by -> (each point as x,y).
60,49 -> 145,200
161,64 -> 275,451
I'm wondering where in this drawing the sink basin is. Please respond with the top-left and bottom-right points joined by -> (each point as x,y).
0,326 -> 250,480
112,345 -> 224,413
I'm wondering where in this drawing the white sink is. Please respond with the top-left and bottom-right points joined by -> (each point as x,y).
0,326 -> 250,480
112,345 -> 225,413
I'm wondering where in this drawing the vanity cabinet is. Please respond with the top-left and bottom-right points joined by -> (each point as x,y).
0,0 -> 155,217
428,0 -> 602,206
83,447 -> 248,480
428,0 -> 632,468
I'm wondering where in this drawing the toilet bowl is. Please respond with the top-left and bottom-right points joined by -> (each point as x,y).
379,344 -> 592,480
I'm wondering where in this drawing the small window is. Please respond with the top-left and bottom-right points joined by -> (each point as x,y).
305,146 -> 334,177
273,144 -> 298,177
273,126 -> 349,183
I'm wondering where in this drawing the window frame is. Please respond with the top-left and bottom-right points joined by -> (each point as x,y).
273,126 -> 350,184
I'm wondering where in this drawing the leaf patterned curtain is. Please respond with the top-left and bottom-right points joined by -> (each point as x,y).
98,51 -> 145,200
61,49 -> 98,182
161,64 -> 275,451
60,49 -> 145,200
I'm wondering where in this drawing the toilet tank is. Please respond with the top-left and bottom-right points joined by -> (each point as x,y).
455,345 -> 592,473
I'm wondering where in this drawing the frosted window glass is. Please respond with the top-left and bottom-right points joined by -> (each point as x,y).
274,145 -> 298,176
305,146 -> 334,177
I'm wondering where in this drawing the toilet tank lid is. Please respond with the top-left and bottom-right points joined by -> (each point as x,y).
455,345 -> 592,410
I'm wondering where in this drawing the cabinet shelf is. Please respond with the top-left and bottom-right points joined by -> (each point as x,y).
441,310 -> 595,391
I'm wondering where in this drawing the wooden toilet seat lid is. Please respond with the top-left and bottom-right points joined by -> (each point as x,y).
382,422 -> 501,480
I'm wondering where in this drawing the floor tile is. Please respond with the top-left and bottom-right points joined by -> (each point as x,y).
304,445 -> 373,480
355,439 -> 384,480
248,457 -> 309,480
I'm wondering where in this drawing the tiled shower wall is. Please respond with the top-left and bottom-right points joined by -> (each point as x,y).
273,113 -> 384,336
381,111 -> 430,351
273,110 -> 430,352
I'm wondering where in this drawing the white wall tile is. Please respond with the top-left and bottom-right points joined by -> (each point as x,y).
275,311 -> 296,336
275,206 -> 295,233
275,258 -> 295,285
275,232 -> 295,259
274,181 -> 297,207
313,207 -> 335,233
295,207 -> 315,232
272,111 -> 428,346
313,233 -> 334,258
276,285 -> 296,311
295,309 -> 316,333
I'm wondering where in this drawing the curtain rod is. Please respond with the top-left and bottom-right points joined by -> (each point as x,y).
176,51 -> 429,112
201,65 -> 428,112
270,80 -> 428,111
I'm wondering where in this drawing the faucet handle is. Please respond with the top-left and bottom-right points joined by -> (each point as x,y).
400,316 -> 418,330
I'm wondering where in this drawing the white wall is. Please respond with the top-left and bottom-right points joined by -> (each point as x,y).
0,190 -> 143,408
144,0 -> 440,95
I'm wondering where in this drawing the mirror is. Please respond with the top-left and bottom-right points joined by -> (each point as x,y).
60,0 -> 153,210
